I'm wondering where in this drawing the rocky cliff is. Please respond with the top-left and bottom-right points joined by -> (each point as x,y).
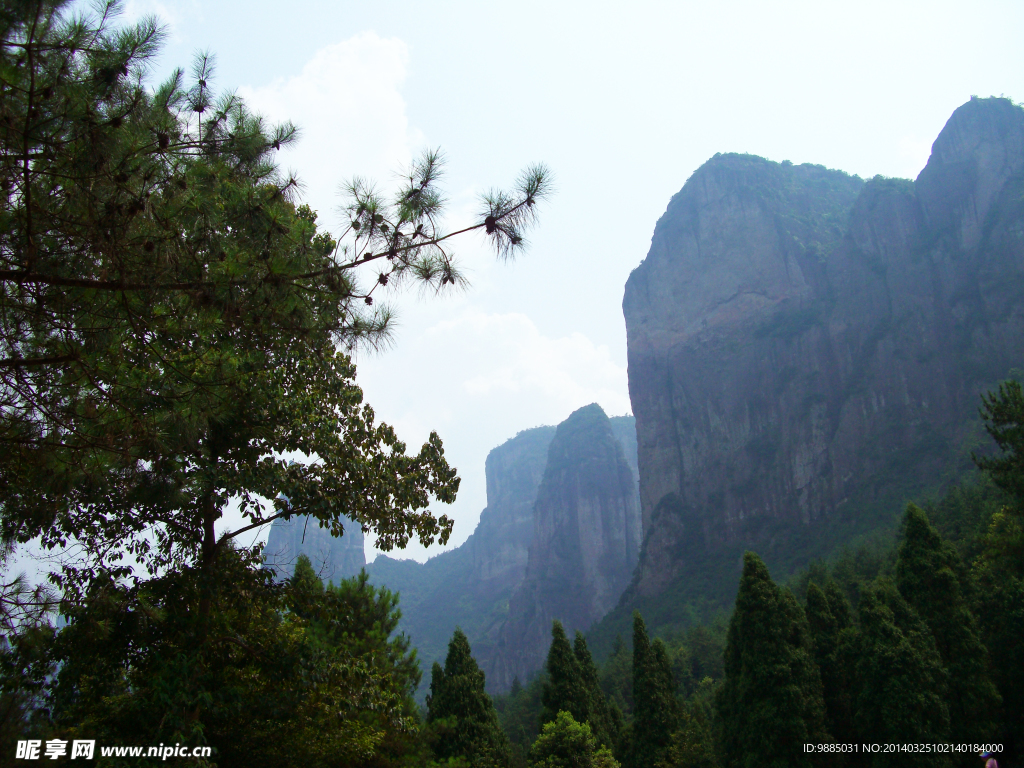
366,424 -> 557,683
487,405 -> 643,691
613,97 -> 1024,631
264,512 -> 365,582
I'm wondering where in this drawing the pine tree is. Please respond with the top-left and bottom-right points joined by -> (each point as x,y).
0,0 -> 549,598
630,612 -> 678,768
427,628 -> 512,767
895,504 -> 1001,753
852,580 -> 950,767
542,621 -> 588,728
574,632 -> 617,749
716,552 -> 828,768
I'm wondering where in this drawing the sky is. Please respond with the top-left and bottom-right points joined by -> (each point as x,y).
42,0 -> 1024,567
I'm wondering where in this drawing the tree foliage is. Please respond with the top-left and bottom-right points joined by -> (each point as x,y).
716,552 -> 828,768
975,380 -> 1024,509
427,628 -> 512,767
573,632 -> 617,751
542,622 -> 588,730
895,504 -> 1000,751
529,711 -> 619,768
35,548 -> 418,766
629,612 -> 678,768
851,580 -> 950,767
1,1 -> 550,762
0,0 -> 550,593
805,582 -> 854,751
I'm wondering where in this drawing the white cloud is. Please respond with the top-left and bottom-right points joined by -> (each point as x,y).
119,0 -> 199,42
238,33 -> 421,228
439,311 -> 628,408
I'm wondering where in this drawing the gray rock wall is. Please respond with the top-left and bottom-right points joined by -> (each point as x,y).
264,512 -> 365,583
366,425 -> 557,686
487,404 -> 642,691
621,97 -> 1024,603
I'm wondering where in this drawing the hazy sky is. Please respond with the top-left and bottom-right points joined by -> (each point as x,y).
99,0 -> 1024,562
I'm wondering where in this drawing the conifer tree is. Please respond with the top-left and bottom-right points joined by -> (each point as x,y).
574,633 -> 617,750
975,380 -> 1024,511
427,628 -> 512,767
542,621 -> 588,728
972,511 -> 1024,763
601,635 -> 633,718
630,612 -> 678,768
716,552 -> 828,768
895,504 -> 1000,752
806,582 -> 855,754
824,581 -> 853,631
973,378 -> 1024,759
852,580 -> 950,767
657,701 -> 718,768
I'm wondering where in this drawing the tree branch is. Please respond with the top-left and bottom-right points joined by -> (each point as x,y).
218,509 -> 292,544
0,354 -> 77,369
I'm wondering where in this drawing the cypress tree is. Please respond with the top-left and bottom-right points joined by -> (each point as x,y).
574,633 -> 617,749
824,581 -> 852,632
974,379 -> 1024,759
602,635 -> 633,717
852,580 -> 950,767
973,510 -> 1024,763
975,379 -> 1024,509
659,700 -> 717,768
895,504 -> 1001,752
630,612 -> 677,768
806,582 -> 855,752
542,621 -> 589,727
427,628 -> 511,767
717,552 -> 829,768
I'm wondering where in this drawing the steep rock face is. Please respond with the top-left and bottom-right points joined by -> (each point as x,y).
620,97 -> 1024,610
488,405 -> 643,691
467,425 -> 559,589
366,425 -> 557,683
264,513 -> 364,582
